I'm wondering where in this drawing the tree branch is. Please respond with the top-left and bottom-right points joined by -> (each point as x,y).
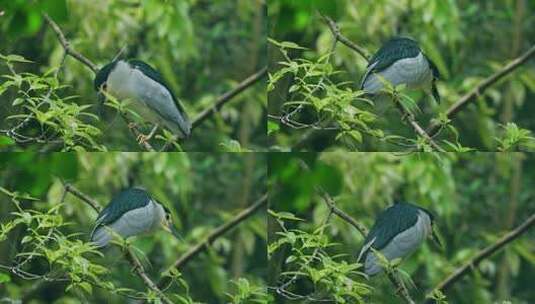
155,193 -> 268,290
319,13 -> 370,61
392,99 -> 445,152
191,66 -> 267,129
426,44 -> 535,137
63,184 -> 172,304
425,212 -> 535,303
317,188 -> 368,236
43,14 -> 98,73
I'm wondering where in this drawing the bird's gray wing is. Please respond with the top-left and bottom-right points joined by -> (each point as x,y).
360,38 -> 421,89
128,59 -> 191,135
127,60 -> 189,116
358,203 -> 419,260
93,188 -> 151,226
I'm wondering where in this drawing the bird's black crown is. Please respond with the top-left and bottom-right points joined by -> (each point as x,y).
93,61 -> 118,91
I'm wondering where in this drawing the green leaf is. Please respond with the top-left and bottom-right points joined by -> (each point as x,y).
267,120 -> 280,135
78,282 -> 93,294
268,210 -> 303,221
0,136 -> 15,147
0,272 -> 11,283
5,54 -> 33,63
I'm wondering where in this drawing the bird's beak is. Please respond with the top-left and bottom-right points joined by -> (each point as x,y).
430,225 -> 443,249
431,81 -> 440,104
162,222 -> 183,241
97,90 -> 106,105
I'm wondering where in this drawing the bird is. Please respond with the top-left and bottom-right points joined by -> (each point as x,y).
356,201 -> 441,276
93,59 -> 191,140
360,37 -> 440,104
90,187 -> 179,248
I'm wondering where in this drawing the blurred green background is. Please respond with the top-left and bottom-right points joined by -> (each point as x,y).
268,0 -> 535,151
0,0 -> 266,151
0,152 -> 267,303
268,152 -> 535,303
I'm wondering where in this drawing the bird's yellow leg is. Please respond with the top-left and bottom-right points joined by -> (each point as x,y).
136,124 -> 159,145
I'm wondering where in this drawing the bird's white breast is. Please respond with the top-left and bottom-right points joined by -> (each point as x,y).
364,210 -> 431,275
363,52 -> 433,94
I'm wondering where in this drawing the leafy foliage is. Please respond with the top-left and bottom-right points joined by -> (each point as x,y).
269,210 -> 371,303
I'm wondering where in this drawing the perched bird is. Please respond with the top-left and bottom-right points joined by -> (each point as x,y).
90,187 -> 179,248
357,202 -> 441,276
94,59 -> 191,139
360,37 -> 440,103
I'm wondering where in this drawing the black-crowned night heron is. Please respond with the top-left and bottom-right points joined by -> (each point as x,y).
90,187 -> 178,248
357,202 -> 441,276
360,37 -> 440,103
94,59 -> 191,139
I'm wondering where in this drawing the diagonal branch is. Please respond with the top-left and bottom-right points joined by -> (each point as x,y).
317,187 -> 368,236
392,98 -> 445,152
191,66 -> 267,129
43,14 -> 98,73
425,212 -> 535,303
426,44 -> 535,137
63,184 -> 172,304
319,13 -> 370,61
155,193 -> 268,290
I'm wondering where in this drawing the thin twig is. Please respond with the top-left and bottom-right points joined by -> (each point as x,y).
64,184 -> 101,212
155,193 -> 268,290
317,188 -> 368,236
425,212 -> 535,303
426,44 -> 535,137
124,118 -> 155,151
392,97 -> 445,152
386,270 -> 416,304
125,247 -> 174,304
319,13 -> 370,61
43,14 -> 98,73
191,66 -> 267,129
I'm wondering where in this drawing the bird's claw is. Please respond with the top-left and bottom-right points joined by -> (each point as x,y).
135,124 -> 159,145
137,134 -> 149,145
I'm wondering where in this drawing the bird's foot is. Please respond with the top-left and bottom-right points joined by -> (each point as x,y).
136,124 -> 159,145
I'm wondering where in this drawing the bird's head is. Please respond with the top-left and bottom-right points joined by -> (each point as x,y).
94,61 -> 118,103
420,208 -> 443,249
160,205 -> 182,240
